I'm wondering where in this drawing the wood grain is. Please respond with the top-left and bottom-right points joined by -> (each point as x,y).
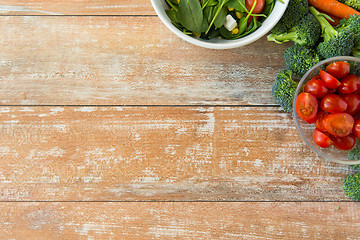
0,0 -> 154,15
0,106 -> 354,201
0,202 -> 359,239
0,16 -> 290,106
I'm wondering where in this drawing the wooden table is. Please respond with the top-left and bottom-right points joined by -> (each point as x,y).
0,1 -> 359,239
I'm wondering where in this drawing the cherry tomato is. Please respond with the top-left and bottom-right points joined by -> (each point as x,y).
315,110 -> 329,132
313,129 -> 333,148
320,69 -> 341,89
296,92 -> 318,124
320,94 -> 347,113
245,0 -> 265,13
337,74 -> 360,94
326,61 -> 351,79
331,133 -> 356,150
341,93 -> 360,115
304,78 -> 328,99
323,112 -> 354,137
353,120 -> 360,139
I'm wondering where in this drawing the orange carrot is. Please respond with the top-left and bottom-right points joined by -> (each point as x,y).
308,0 -> 360,19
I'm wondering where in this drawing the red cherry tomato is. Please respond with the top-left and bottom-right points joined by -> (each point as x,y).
353,120 -> 360,139
320,69 -> 341,89
315,110 -> 329,132
331,133 -> 356,150
304,78 -> 328,99
313,129 -> 334,148
337,74 -> 360,94
323,112 -> 354,137
320,94 -> 347,113
341,93 -> 360,115
245,0 -> 265,13
296,92 -> 318,124
325,61 -> 351,79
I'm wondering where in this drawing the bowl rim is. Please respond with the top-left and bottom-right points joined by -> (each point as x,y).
150,0 -> 289,49
293,56 -> 360,165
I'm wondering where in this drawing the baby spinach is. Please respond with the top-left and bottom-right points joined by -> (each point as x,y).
226,0 -> 248,12
164,0 -> 278,40
176,0 -> 207,33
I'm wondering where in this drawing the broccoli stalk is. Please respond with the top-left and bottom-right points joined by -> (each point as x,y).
309,6 -> 355,58
284,44 -> 322,78
272,69 -> 299,113
267,12 -> 321,47
270,0 -> 309,34
343,173 -> 360,201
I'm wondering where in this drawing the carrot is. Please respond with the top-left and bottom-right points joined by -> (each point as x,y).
308,0 -> 360,19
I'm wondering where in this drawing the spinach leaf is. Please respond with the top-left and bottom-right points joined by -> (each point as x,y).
166,9 -> 181,25
176,0 -> 207,33
202,0 -> 218,9
214,5 -> 228,28
226,0 -> 247,12
203,6 -> 215,23
165,0 -> 179,10
205,0 -> 230,34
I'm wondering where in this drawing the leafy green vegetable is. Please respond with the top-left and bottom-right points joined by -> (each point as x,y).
176,0 -> 208,33
165,0 -> 277,40
214,5 -> 228,28
205,0 -> 231,34
226,0 -> 248,12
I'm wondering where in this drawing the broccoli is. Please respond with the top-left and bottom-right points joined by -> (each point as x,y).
270,0 -> 309,35
267,12 -> 321,47
309,6 -> 355,59
338,0 -> 360,11
339,15 -> 360,57
347,146 -> 360,171
284,44 -> 322,78
343,173 -> 360,201
272,69 -> 299,113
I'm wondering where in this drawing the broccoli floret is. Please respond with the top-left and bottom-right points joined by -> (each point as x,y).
284,44 -> 322,78
347,146 -> 360,171
351,164 -> 360,172
272,69 -> 299,113
338,14 -> 360,57
338,0 -> 360,11
352,45 -> 360,57
309,6 -> 355,58
343,173 -> 360,201
271,0 -> 309,34
267,12 -> 321,47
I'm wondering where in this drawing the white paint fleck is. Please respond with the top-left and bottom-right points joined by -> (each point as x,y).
75,107 -> 96,112
254,159 -> 263,167
0,5 -> 60,15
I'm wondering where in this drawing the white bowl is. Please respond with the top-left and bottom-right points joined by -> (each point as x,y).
151,0 -> 289,49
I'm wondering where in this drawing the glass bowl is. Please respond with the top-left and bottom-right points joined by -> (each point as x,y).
293,56 -> 360,165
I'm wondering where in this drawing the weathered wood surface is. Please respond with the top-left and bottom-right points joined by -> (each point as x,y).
0,106 -> 354,201
1,0 -> 359,238
0,16 -> 289,106
0,1 -> 155,15
1,202 -> 359,239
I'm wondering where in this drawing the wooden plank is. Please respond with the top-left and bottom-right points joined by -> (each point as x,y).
0,202 -> 359,239
0,16 -> 289,106
0,106 -> 354,201
0,0 -> 154,15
